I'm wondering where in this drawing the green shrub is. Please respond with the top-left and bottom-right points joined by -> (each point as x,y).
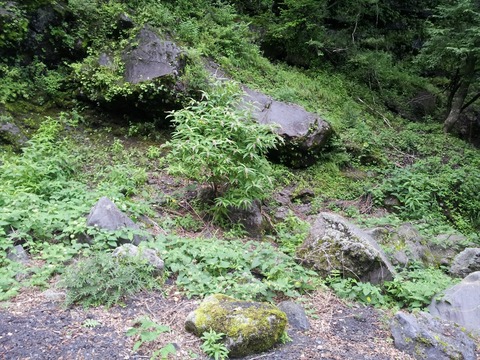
371,151 -> 480,232
163,81 -> 281,220
384,266 -> 458,310
151,235 -> 317,301
272,212 -> 310,256
61,251 -> 162,308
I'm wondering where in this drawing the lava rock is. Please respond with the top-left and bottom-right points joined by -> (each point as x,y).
86,197 -> 147,245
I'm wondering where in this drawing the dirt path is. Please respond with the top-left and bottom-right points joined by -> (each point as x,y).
0,285 -> 416,360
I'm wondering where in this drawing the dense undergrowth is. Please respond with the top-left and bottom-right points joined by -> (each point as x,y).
0,0 -> 480,319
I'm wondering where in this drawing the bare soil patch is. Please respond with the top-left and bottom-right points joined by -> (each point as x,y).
0,284 -> 415,360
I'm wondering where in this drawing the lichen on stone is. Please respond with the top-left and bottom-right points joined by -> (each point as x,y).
185,294 -> 287,357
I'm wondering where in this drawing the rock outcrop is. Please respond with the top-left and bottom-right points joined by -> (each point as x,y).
243,88 -> 333,168
0,122 -> 28,150
449,248 -> 480,278
185,294 -> 287,358
86,197 -> 147,245
429,271 -> 480,335
391,311 -> 476,360
297,212 -> 395,283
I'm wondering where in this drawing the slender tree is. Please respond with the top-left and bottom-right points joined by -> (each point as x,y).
421,0 -> 480,133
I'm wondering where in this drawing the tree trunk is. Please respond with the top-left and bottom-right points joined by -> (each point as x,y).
444,53 -> 477,133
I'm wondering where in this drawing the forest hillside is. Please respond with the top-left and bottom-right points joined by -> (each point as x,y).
1,1 -> 480,359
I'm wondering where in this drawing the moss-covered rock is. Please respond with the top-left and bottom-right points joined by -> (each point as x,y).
297,212 -> 395,284
185,294 -> 287,358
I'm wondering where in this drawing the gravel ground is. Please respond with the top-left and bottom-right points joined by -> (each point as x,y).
0,285 -> 419,360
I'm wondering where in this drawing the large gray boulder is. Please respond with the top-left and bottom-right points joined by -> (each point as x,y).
391,311 -> 477,360
123,26 -> 185,84
243,88 -> 333,168
449,248 -> 480,278
429,271 -> 480,335
79,26 -> 186,121
297,212 -> 395,283
185,294 -> 287,358
86,197 -> 147,245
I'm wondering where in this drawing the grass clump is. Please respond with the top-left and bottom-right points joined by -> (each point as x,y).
61,251 -> 162,308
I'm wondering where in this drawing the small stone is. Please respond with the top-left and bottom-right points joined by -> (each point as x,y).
278,301 -> 310,330
7,245 -> 29,264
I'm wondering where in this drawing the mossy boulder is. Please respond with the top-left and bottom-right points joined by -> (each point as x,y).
297,212 -> 395,284
185,294 -> 287,358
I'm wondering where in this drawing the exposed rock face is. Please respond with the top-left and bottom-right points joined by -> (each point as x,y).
112,244 -> 164,276
449,248 -> 480,278
391,311 -> 477,360
429,271 -> 480,335
185,294 -> 287,358
7,245 -> 29,264
123,27 -> 185,84
297,212 -> 395,284
86,197 -> 147,245
0,122 -> 28,150
429,233 -> 473,267
243,88 -> 333,168
227,200 -> 265,238
277,301 -> 310,331
369,223 -> 432,268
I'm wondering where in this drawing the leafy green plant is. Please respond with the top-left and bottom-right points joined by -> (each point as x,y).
127,316 -> 176,360
272,212 -> 310,255
163,81 -> 281,220
83,319 -> 101,328
60,251 -> 162,308
384,266 -> 458,310
326,270 -> 387,307
150,235 -> 317,301
200,329 -> 229,360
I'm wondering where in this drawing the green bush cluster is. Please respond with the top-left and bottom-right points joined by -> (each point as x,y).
163,82 -> 281,220
326,265 -> 458,310
151,235 -> 318,301
372,150 -> 480,233
61,251 -> 162,308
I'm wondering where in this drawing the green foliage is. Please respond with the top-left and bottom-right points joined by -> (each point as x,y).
0,112 -> 152,299
371,149 -> 480,232
326,270 -> 387,307
326,265 -> 458,310
127,316 -> 176,360
150,235 -> 317,301
61,251 -> 162,308
200,329 -> 229,360
0,64 -> 31,103
0,2 -> 28,48
384,265 -> 458,310
83,319 -> 101,328
163,82 -> 281,220
271,212 -> 310,256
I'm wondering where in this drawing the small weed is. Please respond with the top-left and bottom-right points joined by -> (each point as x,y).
126,316 -> 176,359
200,329 -> 229,360
83,319 -> 101,328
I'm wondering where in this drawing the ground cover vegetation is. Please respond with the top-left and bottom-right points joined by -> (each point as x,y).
1,0 -> 480,357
